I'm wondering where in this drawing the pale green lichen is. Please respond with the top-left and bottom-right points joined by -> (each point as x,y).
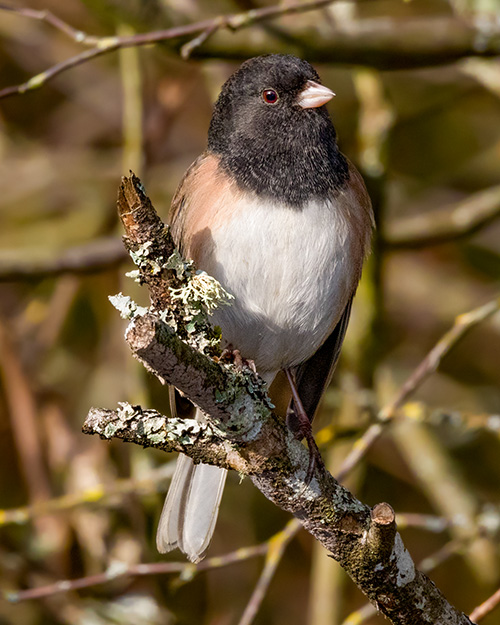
104,423 -> 119,438
109,294 -> 148,320
134,411 -> 204,446
101,403 -> 143,437
117,402 -> 139,419
106,403 -> 205,447
216,368 -> 274,410
169,270 -> 234,315
164,248 -> 193,280
212,368 -> 274,442
125,269 -> 141,282
128,242 -> 190,281
148,431 -> 167,444
163,418 -> 203,445
124,240 -> 232,356
129,240 -> 163,276
165,264 -> 232,356
129,240 -> 153,264
142,416 -> 167,434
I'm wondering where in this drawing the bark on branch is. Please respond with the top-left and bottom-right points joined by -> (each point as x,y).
83,173 -> 474,625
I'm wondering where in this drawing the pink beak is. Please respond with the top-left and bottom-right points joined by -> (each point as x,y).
297,80 -> 335,109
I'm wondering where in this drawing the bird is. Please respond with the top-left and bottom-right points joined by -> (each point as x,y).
156,54 -> 373,563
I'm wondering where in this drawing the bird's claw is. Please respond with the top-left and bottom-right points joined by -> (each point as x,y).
219,346 -> 257,373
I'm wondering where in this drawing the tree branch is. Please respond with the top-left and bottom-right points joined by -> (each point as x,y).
4,541 -> 268,602
82,173 -> 475,625
0,237 -> 127,281
343,537 -> 469,625
0,0 -> 338,99
470,586 -> 500,623
2,3 -> 500,100
384,184 -> 500,250
336,296 -> 500,482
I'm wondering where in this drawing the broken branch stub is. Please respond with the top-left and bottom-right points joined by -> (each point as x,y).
117,172 -> 179,313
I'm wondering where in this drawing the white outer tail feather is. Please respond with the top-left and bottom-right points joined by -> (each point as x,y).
157,372 -> 276,561
156,409 -> 227,563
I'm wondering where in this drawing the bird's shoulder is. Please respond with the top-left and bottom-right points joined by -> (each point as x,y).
344,158 -> 374,226
169,152 -> 240,262
170,153 -> 211,227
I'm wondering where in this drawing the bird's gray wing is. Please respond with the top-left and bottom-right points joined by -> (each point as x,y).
293,296 -> 353,422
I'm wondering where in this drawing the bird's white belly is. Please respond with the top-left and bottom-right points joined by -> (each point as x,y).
205,197 -> 358,373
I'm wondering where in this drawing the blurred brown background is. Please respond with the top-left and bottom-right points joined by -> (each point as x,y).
0,0 -> 500,624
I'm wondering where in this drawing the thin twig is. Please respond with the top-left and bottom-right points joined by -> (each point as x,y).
118,23 -> 144,177
237,520 -> 299,625
180,19 -> 224,60
337,297 -> 500,482
470,587 -> 500,623
385,184 -> 500,249
0,463 -> 175,527
5,541 -> 269,602
419,539 -> 464,574
396,513 -> 449,533
0,316 -> 68,552
396,403 -> 500,436
4,2 -> 500,99
381,298 -> 500,420
0,319 -> 51,503
0,42 -> 121,99
0,0 -> 338,99
0,3 -> 101,45
0,237 -> 128,281
336,423 -> 382,483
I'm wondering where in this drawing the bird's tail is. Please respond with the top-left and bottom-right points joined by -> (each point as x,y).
156,409 -> 227,562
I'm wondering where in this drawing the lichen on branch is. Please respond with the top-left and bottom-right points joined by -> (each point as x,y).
114,172 -> 231,356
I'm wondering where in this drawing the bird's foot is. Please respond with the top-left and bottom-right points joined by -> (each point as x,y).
219,346 -> 257,373
287,407 -> 323,485
285,369 -> 324,485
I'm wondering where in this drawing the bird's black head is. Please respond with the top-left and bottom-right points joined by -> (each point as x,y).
208,54 -> 348,207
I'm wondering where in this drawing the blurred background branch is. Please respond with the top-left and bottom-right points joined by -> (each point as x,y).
470,586 -> 500,623
0,464 -> 175,527
336,297 -> 500,483
0,237 -> 127,281
2,1 -> 500,99
385,184 -> 500,249
5,539 -> 270,602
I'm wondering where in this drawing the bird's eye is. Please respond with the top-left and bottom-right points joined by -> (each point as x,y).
262,89 -> 279,105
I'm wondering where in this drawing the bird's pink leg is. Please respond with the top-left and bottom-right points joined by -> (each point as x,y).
285,369 -> 324,484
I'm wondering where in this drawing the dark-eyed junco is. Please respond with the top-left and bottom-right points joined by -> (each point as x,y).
157,54 -> 373,562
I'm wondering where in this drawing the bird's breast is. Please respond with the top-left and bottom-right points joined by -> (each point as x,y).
194,193 -> 365,373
